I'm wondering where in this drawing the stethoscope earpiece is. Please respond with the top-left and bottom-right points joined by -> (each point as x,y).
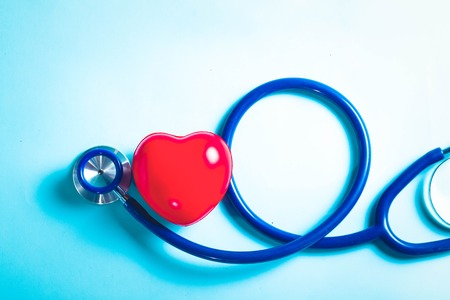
73,146 -> 131,205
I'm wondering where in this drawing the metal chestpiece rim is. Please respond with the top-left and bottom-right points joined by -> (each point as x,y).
73,146 -> 132,205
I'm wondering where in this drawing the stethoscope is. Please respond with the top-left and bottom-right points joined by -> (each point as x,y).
73,78 -> 450,264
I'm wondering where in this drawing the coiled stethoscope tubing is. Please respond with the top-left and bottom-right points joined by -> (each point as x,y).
223,79 -> 450,255
74,78 -> 371,263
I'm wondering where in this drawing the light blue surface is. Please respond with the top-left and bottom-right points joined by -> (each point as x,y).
2,1 -> 450,298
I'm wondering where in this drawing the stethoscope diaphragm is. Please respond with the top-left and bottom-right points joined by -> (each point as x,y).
73,146 -> 132,204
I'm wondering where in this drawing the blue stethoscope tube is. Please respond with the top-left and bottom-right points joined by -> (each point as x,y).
221,78 -> 371,248
375,148 -> 450,255
262,147 -> 447,252
124,147 -> 449,261
122,78 -> 372,263
219,78 -> 450,254
77,77 -> 450,263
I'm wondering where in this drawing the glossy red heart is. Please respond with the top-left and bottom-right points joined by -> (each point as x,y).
132,131 -> 233,226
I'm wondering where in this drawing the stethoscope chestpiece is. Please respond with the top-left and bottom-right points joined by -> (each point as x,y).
425,157 -> 450,230
73,146 -> 131,204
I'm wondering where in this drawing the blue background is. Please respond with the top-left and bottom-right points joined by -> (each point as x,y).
2,1 -> 450,299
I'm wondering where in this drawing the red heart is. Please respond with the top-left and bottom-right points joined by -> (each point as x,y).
132,131 -> 233,226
